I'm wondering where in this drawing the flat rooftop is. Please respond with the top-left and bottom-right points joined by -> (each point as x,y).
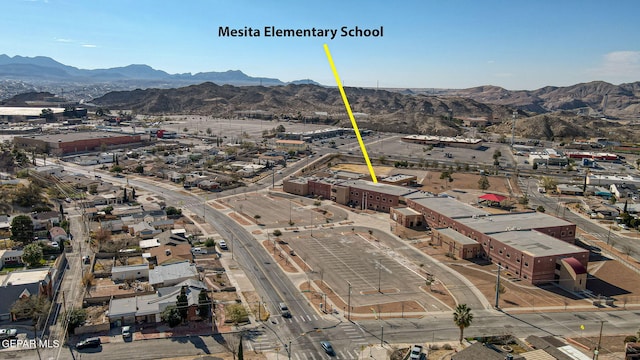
393,207 -> 421,216
0,107 -> 65,116
409,196 -> 489,219
342,180 -> 418,197
436,228 -> 479,245
457,212 -> 573,234
16,131 -> 136,142
491,230 -> 587,257
0,268 -> 50,286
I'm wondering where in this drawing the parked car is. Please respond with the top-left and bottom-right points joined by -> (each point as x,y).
409,344 -> 423,360
218,240 -> 228,250
121,326 -> 132,340
76,337 -> 101,349
0,328 -> 17,340
191,247 -> 207,255
320,341 -> 335,356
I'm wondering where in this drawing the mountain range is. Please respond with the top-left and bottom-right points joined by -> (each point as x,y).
0,54 -> 319,101
0,55 -> 640,120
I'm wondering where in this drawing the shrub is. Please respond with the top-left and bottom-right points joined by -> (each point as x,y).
625,335 -> 638,343
442,343 -> 453,350
205,238 -> 216,247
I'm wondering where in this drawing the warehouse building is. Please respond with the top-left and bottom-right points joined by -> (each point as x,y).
14,131 -> 147,155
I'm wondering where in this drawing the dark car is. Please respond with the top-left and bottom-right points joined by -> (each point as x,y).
320,341 -> 335,356
76,337 -> 101,349
279,302 -> 291,318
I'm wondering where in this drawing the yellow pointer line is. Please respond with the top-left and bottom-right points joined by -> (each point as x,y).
323,44 -> 378,183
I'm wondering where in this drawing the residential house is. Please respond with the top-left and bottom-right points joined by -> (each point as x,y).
148,244 -> 193,266
108,279 -> 208,325
31,211 -> 61,230
156,230 -> 190,246
111,264 -> 150,282
198,180 -> 220,191
99,219 -> 125,233
451,342 -> 522,360
148,261 -> 198,288
144,210 -> 167,223
150,219 -> 174,231
0,215 -> 11,232
0,268 -> 54,321
610,183 -> 639,200
524,335 -> 586,360
33,165 -> 64,178
166,171 -> 183,183
130,222 -> 159,239
0,249 -> 23,268
139,238 -> 161,250
48,227 -> 68,243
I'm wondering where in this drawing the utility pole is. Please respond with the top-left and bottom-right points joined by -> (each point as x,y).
511,110 -> 517,149
347,281 -> 352,321
495,264 -> 502,309
593,320 -> 604,360
377,261 -> 382,293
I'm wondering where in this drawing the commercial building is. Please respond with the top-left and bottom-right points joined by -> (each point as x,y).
401,134 -> 483,149
14,131 -> 147,155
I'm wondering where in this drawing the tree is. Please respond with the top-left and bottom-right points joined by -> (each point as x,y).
23,243 -> 43,267
166,206 -> 182,216
161,305 -> 182,327
11,215 -> 34,245
110,164 -> 123,173
275,124 -> 286,133
11,295 -> 51,323
536,205 -> 546,213
453,304 -> 473,344
134,164 -> 144,174
206,128 -> 212,135
226,303 -> 248,325
478,175 -> 490,190
131,188 -> 137,199
13,182 -> 45,207
540,176 -> 557,192
40,108 -> 55,121
66,308 -> 87,334
198,289 -> 210,319
176,286 -> 189,321
273,229 -> 282,237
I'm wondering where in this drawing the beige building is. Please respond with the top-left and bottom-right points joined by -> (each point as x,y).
283,178 -> 308,196
431,228 -> 482,260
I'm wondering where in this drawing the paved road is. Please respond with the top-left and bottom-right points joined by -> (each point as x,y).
520,176 -> 640,263
13,158 -> 638,359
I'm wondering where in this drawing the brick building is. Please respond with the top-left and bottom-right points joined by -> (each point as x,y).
14,131 -> 147,155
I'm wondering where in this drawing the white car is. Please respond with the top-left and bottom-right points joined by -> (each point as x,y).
0,328 -> 17,339
218,240 -> 228,250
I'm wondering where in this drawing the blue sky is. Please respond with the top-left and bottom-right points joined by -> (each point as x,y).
1,0 -> 639,90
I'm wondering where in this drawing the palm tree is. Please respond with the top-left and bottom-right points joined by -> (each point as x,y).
453,304 -> 473,343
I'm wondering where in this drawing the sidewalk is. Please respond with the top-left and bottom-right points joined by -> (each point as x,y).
75,322 -> 216,345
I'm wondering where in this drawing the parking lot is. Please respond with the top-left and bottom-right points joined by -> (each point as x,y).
220,193 -> 349,228
277,228 -> 451,315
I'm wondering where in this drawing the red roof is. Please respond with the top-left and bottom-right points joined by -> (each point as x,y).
479,193 -> 507,202
563,257 -> 587,275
